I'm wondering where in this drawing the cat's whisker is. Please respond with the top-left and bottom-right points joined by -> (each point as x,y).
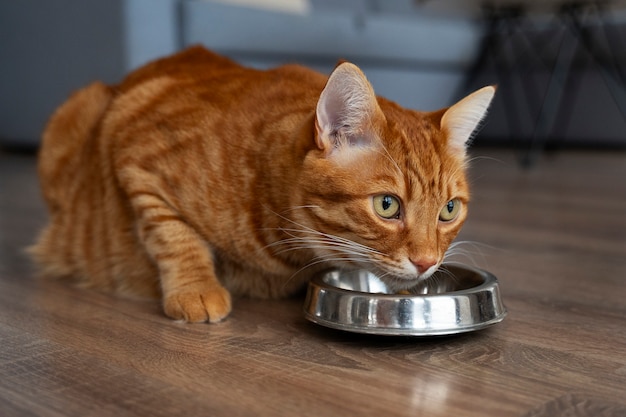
276,211 -> 384,259
272,243 -> 374,260
439,260 -> 476,271
264,206 -> 388,257
465,155 -> 508,183
278,205 -> 321,215
371,270 -> 396,284
466,154 -> 506,166
277,227 -> 385,256
269,234 -> 383,286
435,264 -> 462,286
374,144 -> 403,177
281,254 -> 377,289
435,264 -> 457,278
264,234 -> 382,258
443,240 -> 494,267
277,233 -> 390,289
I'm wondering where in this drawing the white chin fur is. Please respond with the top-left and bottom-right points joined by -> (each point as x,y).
376,262 -> 440,292
400,259 -> 440,280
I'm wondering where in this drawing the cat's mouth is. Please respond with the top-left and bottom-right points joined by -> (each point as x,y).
366,264 -> 440,293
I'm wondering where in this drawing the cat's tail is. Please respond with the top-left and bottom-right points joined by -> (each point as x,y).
28,82 -> 114,279
37,81 -> 113,212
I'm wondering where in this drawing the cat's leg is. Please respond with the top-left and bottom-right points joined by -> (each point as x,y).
126,187 -> 231,323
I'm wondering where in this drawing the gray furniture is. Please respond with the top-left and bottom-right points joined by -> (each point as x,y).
0,0 -> 482,148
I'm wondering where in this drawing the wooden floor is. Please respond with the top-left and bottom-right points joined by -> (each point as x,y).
1,148 -> 625,417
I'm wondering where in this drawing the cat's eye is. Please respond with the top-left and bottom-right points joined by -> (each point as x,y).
373,195 -> 401,219
439,198 -> 462,222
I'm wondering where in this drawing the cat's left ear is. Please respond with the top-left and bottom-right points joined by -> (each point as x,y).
441,86 -> 496,158
315,62 -> 383,155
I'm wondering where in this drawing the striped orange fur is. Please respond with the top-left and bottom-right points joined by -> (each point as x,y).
30,46 -> 494,323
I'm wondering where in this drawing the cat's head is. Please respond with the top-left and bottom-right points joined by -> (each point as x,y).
296,62 -> 495,290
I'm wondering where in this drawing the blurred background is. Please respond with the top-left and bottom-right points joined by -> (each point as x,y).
1,0 -> 625,160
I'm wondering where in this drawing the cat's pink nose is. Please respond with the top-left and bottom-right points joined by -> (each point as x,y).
410,257 -> 437,274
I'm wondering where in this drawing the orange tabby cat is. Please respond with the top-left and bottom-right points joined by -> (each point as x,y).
30,46 -> 494,323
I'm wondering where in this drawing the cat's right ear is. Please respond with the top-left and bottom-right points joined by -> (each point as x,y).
315,63 -> 382,155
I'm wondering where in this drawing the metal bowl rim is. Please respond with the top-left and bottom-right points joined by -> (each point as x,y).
310,264 -> 499,299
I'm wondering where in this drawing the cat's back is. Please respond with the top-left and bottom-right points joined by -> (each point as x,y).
118,45 -> 242,91
117,45 -> 325,100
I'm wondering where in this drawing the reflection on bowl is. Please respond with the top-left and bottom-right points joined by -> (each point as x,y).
303,264 -> 507,336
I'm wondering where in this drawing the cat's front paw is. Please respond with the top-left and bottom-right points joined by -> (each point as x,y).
163,284 -> 232,323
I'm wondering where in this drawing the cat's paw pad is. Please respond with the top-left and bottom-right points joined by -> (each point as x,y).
163,285 -> 232,323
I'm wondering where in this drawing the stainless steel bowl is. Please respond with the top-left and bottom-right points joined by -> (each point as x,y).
303,264 -> 506,336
